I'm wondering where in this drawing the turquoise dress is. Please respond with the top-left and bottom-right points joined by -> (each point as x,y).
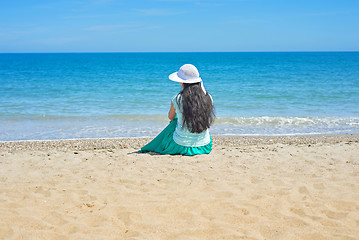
139,95 -> 213,156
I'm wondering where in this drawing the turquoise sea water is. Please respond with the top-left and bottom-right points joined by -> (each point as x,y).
1,52 -> 359,141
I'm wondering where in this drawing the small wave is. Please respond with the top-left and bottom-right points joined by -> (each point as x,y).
214,116 -> 359,126
1,114 -> 89,121
1,114 -> 168,122
2,115 -> 359,127
1,115 -> 359,141
99,114 -> 167,121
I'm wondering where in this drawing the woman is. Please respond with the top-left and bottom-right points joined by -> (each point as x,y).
139,64 -> 215,156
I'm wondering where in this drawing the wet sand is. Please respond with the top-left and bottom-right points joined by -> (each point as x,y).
1,135 -> 359,239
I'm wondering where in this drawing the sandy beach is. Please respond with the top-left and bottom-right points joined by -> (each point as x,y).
1,135 -> 358,240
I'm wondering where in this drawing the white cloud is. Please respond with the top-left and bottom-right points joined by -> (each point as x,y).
64,14 -> 110,19
32,4 -> 54,9
35,36 -> 84,45
135,8 -> 184,16
82,23 -> 160,32
83,24 -> 135,31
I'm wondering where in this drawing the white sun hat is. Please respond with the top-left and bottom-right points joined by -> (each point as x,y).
169,64 -> 207,93
169,64 -> 202,83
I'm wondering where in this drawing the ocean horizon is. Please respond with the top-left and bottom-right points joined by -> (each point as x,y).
1,52 -> 359,141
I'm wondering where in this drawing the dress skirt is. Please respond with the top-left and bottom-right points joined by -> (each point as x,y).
139,118 -> 212,156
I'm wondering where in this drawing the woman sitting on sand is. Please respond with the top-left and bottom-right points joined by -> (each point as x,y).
140,64 -> 215,156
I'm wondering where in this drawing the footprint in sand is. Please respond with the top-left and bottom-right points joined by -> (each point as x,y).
284,216 -> 309,227
323,209 -> 348,220
250,176 -> 262,184
215,191 -> 234,198
83,214 -> 109,227
290,207 -> 306,217
313,183 -> 325,190
329,200 -> 358,212
298,186 -> 309,194
116,211 -> 142,226
35,186 -> 51,197
43,211 -> 68,226
60,224 -> 78,235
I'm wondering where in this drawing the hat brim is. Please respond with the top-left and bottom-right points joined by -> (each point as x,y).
169,72 -> 202,83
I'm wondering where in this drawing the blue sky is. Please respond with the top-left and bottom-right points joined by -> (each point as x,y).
1,0 -> 358,52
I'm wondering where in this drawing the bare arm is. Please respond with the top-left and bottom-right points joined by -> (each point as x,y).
168,101 -> 176,121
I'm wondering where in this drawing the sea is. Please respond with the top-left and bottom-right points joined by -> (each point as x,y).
1,52 -> 359,141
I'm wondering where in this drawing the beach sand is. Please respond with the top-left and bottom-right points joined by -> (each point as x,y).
0,135 -> 359,240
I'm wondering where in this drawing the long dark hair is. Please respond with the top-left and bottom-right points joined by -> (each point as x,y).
176,82 -> 215,133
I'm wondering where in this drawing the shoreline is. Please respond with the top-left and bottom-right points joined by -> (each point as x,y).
1,134 -> 359,151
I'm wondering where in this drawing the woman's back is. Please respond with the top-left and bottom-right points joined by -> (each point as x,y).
172,94 -> 212,147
